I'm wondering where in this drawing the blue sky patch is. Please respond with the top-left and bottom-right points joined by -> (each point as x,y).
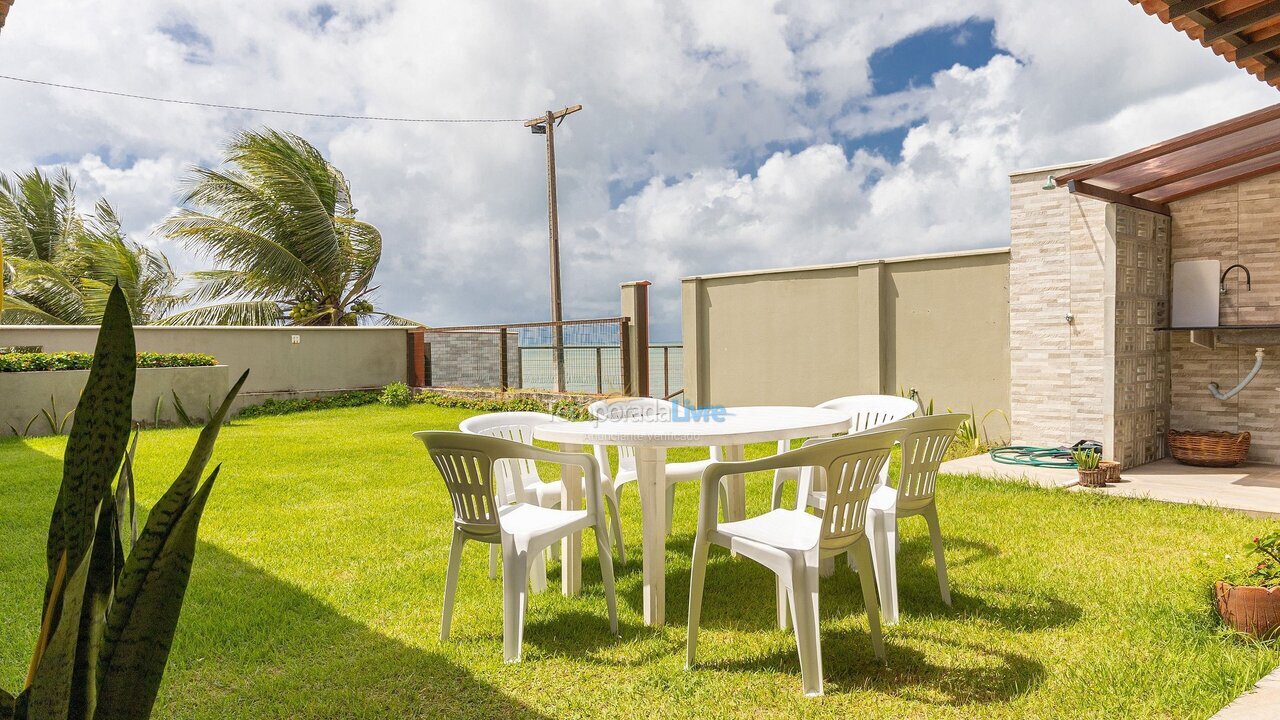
869,18 -> 1002,95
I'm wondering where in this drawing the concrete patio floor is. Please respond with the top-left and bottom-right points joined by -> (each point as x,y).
940,455 -> 1280,518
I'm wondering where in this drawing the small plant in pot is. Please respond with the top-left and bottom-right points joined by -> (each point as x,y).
1216,531 -> 1280,640
1072,448 -> 1107,488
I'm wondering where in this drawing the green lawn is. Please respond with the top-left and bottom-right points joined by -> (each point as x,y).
1,403 -> 1277,719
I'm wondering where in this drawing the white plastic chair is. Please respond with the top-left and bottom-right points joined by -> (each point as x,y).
588,398 -> 727,540
864,414 -> 964,625
416,430 -> 618,663
770,394 -> 918,509
686,429 -> 898,697
460,411 -> 625,586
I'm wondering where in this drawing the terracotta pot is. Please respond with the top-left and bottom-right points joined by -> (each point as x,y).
1215,581 -> 1280,639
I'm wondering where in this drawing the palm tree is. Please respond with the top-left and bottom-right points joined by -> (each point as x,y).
0,168 -> 180,324
159,129 -> 412,326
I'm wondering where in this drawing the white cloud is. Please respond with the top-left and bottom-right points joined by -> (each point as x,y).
0,0 -> 1274,338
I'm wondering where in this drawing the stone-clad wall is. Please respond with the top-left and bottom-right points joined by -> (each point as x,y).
1108,205 -> 1171,468
1168,171 -> 1280,464
1009,166 -> 1111,453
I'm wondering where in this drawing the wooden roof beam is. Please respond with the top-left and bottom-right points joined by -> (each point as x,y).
1202,1 -> 1280,43
1151,158 -> 1280,203
1056,102 -> 1280,184
1066,180 -> 1171,216
1166,0 -> 1219,20
1234,31 -> 1280,61
1119,138 -> 1280,194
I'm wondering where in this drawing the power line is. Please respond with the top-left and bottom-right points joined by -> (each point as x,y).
0,73 -> 527,123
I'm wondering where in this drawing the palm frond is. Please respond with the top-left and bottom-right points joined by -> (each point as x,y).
157,300 -> 286,326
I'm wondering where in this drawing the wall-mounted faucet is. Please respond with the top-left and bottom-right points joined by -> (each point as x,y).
1221,263 -> 1252,294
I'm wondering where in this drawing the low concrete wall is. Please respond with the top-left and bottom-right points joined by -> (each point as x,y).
681,248 -> 1011,436
0,326 -> 411,410
1,365 -> 230,436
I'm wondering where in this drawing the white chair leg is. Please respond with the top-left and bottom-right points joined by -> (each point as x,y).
881,511 -> 899,626
489,544 -> 498,580
685,536 -> 711,668
850,540 -> 886,661
923,504 -> 951,606
866,511 -> 895,626
666,484 -> 677,535
441,529 -> 466,641
605,492 -> 626,565
776,576 -> 790,630
594,518 -> 620,635
501,540 -> 529,663
789,564 -> 823,697
529,546 -> 548,594
770,474 -> 786,510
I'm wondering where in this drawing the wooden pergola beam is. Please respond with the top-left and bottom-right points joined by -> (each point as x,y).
1067,180 -> 1172,215
1056,102 -> 1280,184
1119,138 -> 1280,194
1202,1 -> 1280,43
1149,158 -> 1280,203
1166,0 -> 1218,20
1234,30 -> 1280,61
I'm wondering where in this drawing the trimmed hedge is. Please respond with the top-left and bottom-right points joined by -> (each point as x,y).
0,351 -> 218,372
414,390 -> 592,421
236,391 -> 381,419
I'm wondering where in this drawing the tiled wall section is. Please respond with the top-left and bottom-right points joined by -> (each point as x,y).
1009,169 -> 1110,450
1168,171 -> 1280,463
1108,205 -> 1170,468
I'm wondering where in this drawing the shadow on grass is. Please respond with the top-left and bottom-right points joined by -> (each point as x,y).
162,544 -> 551,720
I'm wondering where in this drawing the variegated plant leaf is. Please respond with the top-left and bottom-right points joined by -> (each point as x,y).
93,469 -> 218,720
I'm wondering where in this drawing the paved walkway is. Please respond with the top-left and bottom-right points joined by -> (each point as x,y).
1210,666 -> 1280,719
941,455 -> 1280,518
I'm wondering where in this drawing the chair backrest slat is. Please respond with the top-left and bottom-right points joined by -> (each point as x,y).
589,398 -> 682,467
874,414 -> 966,511
430,446 -> 500,534
458,411 -> 561,504
818,447 -> 891,548
817,394 -> 918,433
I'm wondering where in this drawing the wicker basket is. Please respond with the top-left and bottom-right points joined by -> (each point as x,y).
1077,468 -> 1108,488
1098,460 -> 1121,483
1167,429 -> 1250,467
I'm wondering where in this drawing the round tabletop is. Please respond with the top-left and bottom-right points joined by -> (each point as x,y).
533,405 -> 851,447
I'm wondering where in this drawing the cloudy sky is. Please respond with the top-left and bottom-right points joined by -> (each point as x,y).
1,1 -> 1275,338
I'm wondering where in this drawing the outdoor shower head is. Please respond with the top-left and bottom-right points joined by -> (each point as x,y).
1042,175 -> 1057,190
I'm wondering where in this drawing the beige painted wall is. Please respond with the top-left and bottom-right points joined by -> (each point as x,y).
0,326 -> 410,409
681,248 -> 1011,435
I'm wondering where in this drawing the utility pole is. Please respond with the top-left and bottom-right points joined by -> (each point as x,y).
525,104 -> 581,392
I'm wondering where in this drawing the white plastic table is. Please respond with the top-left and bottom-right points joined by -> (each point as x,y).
535,405 -> 850,626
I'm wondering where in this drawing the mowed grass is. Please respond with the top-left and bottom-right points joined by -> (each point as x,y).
1,403 -> 1278,719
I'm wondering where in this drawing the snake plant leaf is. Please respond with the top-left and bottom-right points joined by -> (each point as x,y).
27,543 -> 94,720
67,494 -> 121,720
0,688 -> 14,720
94,469 -> 218,720
44,285 -> 135,611
113,428 -> 141,556
98,370 -> 244,695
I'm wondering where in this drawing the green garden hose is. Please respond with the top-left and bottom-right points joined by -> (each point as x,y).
989,445 -> 1079,469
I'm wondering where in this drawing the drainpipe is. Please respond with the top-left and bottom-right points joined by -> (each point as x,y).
1208,348 -> 1265,401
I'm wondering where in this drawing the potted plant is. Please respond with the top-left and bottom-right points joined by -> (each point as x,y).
1072,448 -> 1107,488
1216,531 -> 1280,640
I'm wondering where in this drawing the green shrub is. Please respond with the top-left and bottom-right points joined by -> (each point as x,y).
414,390 -> 592,421
236,390 -> 380,419
0,351 -> 217,372
379,381 -> 414,407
